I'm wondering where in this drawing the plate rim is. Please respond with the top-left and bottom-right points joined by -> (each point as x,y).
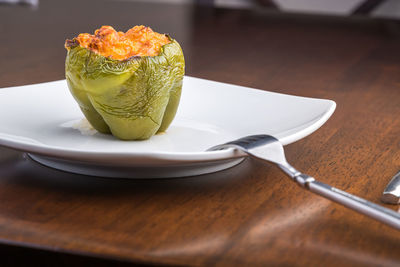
0,76 -> 336,163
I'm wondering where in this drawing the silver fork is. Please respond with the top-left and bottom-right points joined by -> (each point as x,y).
209,135 -> 400,230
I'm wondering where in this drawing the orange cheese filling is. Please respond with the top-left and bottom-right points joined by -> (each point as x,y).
65,25 -> 171,60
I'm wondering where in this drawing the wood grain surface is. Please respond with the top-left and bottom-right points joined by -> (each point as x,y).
0,0 -> 400,266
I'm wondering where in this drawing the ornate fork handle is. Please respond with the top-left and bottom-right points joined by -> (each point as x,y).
209,135 -> 400,231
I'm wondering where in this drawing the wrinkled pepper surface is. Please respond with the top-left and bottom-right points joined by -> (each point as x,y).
65,25 -> 185,140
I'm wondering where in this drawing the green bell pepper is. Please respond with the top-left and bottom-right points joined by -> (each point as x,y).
65,37 -> 185,140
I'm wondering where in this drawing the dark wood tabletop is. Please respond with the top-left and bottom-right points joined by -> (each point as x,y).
1,0 -> 400,266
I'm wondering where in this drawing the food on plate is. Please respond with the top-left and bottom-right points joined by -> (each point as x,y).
64,25 -> 185,140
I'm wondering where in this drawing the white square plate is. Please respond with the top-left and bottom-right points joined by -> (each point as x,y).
0,76 -> 335,178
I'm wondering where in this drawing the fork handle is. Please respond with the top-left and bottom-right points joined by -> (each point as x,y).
294,173 -> 400,230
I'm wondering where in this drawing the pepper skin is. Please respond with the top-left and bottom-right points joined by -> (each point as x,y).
65,35 -> 185,140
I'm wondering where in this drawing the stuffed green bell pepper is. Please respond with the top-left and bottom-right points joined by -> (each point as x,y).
65,25 -> 185,140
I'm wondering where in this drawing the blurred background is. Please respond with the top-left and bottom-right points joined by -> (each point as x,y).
5,0 -> 400,18
140,0 -> 400,19
1,0 -> 399,89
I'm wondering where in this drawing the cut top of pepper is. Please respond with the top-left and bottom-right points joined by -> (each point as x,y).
65,25 -> 171,60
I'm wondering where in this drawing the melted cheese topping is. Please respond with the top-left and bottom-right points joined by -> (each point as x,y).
65,25 -> 171,60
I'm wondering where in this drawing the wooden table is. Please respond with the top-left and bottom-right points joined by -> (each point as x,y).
0,0 -> 400,266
